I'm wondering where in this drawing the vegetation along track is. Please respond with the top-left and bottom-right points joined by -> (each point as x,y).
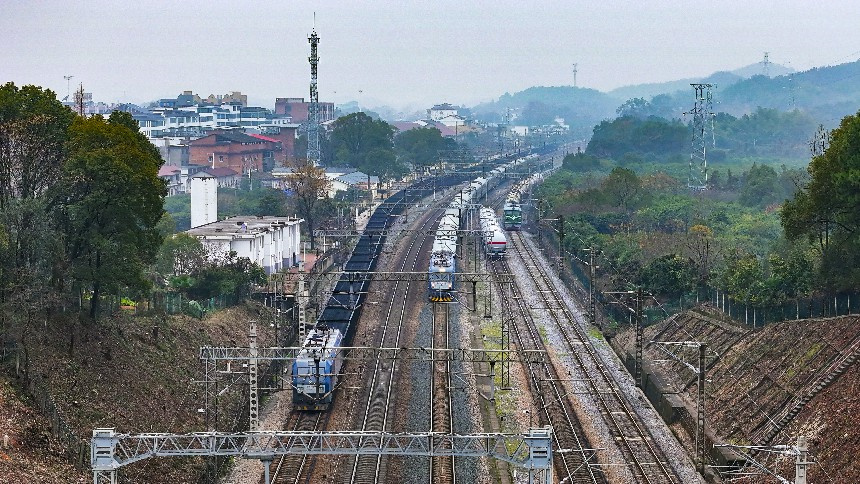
507,230 -> 680,483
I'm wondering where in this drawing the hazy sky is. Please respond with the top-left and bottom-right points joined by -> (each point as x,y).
3,1 -> 858,112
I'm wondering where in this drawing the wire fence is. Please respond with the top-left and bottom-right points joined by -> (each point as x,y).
566,252 -> 859,329
0,341 -> 90,471
97,292 -> 239,319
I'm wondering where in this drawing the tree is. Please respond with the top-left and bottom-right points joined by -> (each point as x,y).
0,83 -> 74,289
602,167 -> 642,211
329,112 -> 403,178
284,160 -> 331,250
739,163 -> 781,207
781,110 -> 860,290
155,233 -> 207,277
686,224 -> 715,283
53,112 -> 166,319
395,126 -> 457,169
638,254 -> 697,299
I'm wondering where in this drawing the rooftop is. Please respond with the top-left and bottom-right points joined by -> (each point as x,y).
186,215 -> 303,238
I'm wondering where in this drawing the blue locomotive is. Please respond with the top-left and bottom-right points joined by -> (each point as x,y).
291,327 -> 343,411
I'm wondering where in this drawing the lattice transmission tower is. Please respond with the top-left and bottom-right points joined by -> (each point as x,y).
687,83 -> 714,190
306,27 -> 321,165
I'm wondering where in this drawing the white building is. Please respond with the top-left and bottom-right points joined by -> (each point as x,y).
428,103 -> 459,122
186,216 -> 303,274
190,173 -> 218,228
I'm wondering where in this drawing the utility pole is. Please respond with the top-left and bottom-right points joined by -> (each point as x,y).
697,342 -> 707,474
74,83 -> 86,117
795,435 -> 808,484
248,321 -> 259,430
635,287 -> 643,388
587,248 -> 597,326
652,341 -> 709,476
556,214 -> 565,271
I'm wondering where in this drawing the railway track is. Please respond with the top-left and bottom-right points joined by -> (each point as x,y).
430,302 -> 456,484
347,201 -> 441,484
506,231 -> 681,483
270,412 -> 327,484
489,254 -> 605,484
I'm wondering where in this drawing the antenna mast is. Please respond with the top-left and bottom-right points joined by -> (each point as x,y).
306,21 -> 321,165
63,75 -> 74,101
687,83 -> 714,190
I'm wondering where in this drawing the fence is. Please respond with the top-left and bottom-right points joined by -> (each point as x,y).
101,292 -> 238,319
705,288 -> 858,327
566,253 -> 859,330
0,341 -> 90,471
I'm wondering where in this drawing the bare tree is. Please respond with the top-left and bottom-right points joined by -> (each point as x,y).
284,160 -> 331,250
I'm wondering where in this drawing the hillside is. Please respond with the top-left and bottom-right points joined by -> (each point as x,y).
613,306 -> 860,481
473,60 -> 859,133
608,62 -> 794,101
0,303 -> 276,482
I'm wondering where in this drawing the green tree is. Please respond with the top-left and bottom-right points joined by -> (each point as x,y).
155,233 -> 206,277
54,112 -> 166,319
602,167 -> 642,211
395,126 -> 457,169
330,112 -> 403,178
638,254 -> 697,299
0,83 -> 74,289
719,252 -> 763,303
781,111 -> 860,290
739,163 -> 781,207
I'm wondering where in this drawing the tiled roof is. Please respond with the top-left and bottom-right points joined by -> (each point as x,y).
158,165 -> 181,177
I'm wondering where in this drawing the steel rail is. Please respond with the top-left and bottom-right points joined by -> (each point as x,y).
511,232 -> 679,483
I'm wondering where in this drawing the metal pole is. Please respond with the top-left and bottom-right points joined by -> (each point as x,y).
589,249 -> 596,326
796,435 -> 808,484
697,343 -> 707,474
635,288 -> 643,388
249,321 -> 259,430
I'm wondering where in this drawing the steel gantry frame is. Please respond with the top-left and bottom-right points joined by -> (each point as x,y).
91,427 -> 554,484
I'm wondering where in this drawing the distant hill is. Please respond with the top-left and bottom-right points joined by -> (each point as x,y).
471,60 -> 859,133
472,86 -> 618,136
608,62 -> 794,101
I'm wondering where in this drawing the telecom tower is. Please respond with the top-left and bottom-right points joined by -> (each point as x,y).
306,28 -> 321,165
572,63 -> 578,87
687,83 -> 714,190
762,52 -> 771,77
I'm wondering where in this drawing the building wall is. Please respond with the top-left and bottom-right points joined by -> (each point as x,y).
274,98 -> 335,123
190,177 -> 218,228
260,126 -> 297,164
189,136 -> 277,173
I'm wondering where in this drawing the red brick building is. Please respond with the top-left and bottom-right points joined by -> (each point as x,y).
258,125 -> 298,164
189,131 -> 280,173
274,97 -> 335,123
